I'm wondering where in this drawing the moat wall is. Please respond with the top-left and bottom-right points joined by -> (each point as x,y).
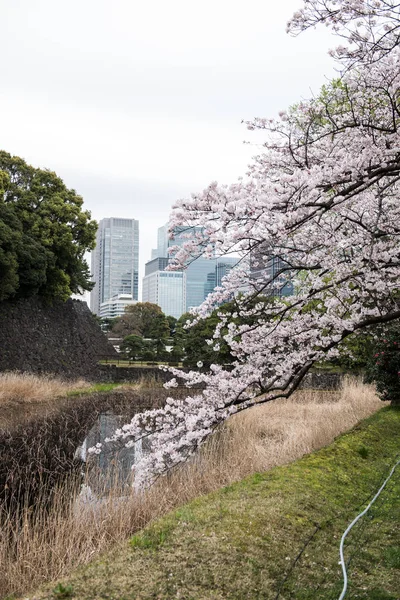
0,297 -> 116,379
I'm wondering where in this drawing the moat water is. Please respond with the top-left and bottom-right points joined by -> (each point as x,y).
75,411 -> 148,502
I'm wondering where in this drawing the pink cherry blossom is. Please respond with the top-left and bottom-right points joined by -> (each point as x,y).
96,1 -> 400,487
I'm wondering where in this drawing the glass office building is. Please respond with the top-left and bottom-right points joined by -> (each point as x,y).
142,258 -> 186,319
147,225 -> 239,314
250,246 -> 293,297
204,257 -> 239,299
90,218 -> 139,315
156,225 -> 215,311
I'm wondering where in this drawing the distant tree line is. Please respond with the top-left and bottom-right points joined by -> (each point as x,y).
102,301 -> 234,367
0,150 -> 97,302
104,299 -> 265,368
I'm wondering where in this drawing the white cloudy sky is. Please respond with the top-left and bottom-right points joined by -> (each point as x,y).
1,0 -> 337,298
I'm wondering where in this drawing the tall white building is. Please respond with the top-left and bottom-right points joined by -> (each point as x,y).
90,217 -> 139,315
142,257 -> 186,319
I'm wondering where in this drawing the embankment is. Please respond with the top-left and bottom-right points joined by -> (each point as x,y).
0,297 -> 116,379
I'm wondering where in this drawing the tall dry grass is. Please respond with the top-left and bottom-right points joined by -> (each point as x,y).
0,377 -> 386,599
184,377 -> 386,486
0,372 -> 90,407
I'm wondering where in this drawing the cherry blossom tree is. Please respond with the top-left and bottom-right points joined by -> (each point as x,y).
94,1 -> 400,486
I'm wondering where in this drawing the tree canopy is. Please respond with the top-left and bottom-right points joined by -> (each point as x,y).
175,300 -> 249,369
95,1 -> 400,486
112,302 -> 170,340
0,151 -> 97,302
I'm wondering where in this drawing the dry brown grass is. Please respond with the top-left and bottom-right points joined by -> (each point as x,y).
150,377 -> 386,505
185,377 -> 387,485
0,377 -> 387,599
0,372 -> 90,407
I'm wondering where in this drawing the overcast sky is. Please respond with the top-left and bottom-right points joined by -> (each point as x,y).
1,0 -> 336,300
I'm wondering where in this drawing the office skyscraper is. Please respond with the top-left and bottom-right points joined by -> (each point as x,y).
151,225 -> 215,312
204,257 -> 239,298
250,244 -> 293,297
90,217 -> 139,315
142,257 -> 186,319
144,225 -> 238,316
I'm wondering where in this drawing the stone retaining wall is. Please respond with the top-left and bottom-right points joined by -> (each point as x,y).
97,364 -> 344,390
97,364 -> 172,383
300,371 -> 344,390
0,297 -> 116,379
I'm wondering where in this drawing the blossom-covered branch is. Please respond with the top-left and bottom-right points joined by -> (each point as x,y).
96,0 -> 400,486
288,0 -> 400,65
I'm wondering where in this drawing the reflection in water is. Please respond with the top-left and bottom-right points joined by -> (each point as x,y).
75,411 -> 149,502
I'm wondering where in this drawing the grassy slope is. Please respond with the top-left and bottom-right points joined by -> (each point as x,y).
30,407 -> 400,600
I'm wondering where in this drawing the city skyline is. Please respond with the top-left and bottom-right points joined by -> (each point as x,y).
141,223 -> 239,318
1,1 -> 336,292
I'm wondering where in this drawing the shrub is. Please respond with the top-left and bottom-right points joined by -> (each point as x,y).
365,323 -> 400,404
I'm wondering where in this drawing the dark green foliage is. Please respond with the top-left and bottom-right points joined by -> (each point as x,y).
177,296 -> 273,369
121,335 -> 155,361
333,330 -> 375,373
357,445 -> 370,459
0,151 -> 97,302
168,344 -> 184,363
177,308 -> 234,369
120,334 -> 169,362
0,200 -> 21,300
365,322 -> 400,404
98,316 -> 119,332
121,334 -> 145,359
165,315 -> 177,337
52,583 -> 74,598
112,302 -> 170,339
114,303 -> 173,362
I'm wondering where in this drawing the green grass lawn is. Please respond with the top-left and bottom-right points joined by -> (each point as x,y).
27,407 -> 400,600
